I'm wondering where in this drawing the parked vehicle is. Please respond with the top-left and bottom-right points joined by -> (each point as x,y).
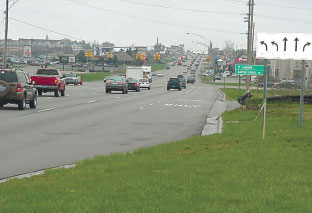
126,66 -> 143,80
105,76 -> 128,94
126,78 -> 140,92
157,73 -> 164,77
63,72 -> 81,85
0,69 -> 37,110
29,68 -> 65,97
167,77 -> 182,91
138,78 -> 151,90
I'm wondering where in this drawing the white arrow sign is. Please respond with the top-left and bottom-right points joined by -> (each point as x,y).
256,33 -> 312,60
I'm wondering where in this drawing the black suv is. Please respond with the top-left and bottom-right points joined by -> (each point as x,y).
0,69 -> 37,110
167,77 -> 182,91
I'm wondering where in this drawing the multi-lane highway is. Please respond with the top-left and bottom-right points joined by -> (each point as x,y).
0,64 -> 222,179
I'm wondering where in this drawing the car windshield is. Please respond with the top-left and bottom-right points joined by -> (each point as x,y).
110,76 -> 124,82
65,73 -> 75,77
169,78 -> 179,82
127,79 -> 137,83
37,69 -> 59,75
139,79 -> 148,82
0,70 -> 18,82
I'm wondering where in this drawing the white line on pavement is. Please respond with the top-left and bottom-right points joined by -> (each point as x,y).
37,108 -> 55,113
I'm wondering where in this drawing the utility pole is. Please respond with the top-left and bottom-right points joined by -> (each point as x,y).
4,0 -> 9,69
246,0 -> 255,91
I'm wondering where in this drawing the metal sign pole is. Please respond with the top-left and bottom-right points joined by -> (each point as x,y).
299,60 -> 306,127
262,59 -> 268,139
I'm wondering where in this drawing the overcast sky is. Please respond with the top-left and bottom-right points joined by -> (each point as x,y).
2,0 -> 312,51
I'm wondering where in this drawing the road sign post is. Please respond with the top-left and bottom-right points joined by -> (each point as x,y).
299,60 -> 306,127
262,59 -> 268,139
256,33 -> 312,127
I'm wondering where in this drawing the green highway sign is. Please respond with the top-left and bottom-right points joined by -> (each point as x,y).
235,64 -> 264,75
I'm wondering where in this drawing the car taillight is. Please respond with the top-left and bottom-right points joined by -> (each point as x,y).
16,83 -> 22,92
106,81 -> 110,84
120,82 -> 125,84
55,79 -> 58,85
29,77 -> 32,82
166,81 -> 169,85
134,83 -> 138,87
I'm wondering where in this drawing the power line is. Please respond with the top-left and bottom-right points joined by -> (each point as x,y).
225,0 -> 312,11
10,17 -> 92,43
117,0 -> 240,15
64,0 -> 243,35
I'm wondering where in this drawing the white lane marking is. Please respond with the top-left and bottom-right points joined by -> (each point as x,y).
48,97 -> 53,99
150,104 -> 153,106
89,100 -> 96,103
158,101 -> 162,103
185,87 -> 195,94
115,97 -> 121,99
139,107 -> 144,110
37,108 -> 55,113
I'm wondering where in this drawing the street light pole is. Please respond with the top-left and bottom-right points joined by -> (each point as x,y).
3,0 -> 9,68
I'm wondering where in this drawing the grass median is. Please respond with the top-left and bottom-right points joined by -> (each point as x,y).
77,72 -> 110,82
1,102 -> 312,211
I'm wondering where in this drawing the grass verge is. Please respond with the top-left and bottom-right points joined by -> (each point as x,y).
1,105 -> 312,211
77,72 -> 110,82
148,64 -> 167,72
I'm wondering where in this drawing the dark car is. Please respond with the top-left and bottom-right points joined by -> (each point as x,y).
0,69 -> 37,110
177,75 -> 186,89
127,78 -> 140,92
105,76 -> 128,94
167,77 -> 182,91
187,76 -> 195,84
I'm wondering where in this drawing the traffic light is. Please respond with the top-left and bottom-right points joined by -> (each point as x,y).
136,52 -> 141,60
84,50 -> 92,57
154,53 -> 160,61
206,56 -> 210,62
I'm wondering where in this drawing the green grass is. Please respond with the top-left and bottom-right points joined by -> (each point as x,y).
1,103 -> 312,212
77,72 -> 110,82
148,64 -> 167,72
221,88 -> 302,101
12,65 -> 25,69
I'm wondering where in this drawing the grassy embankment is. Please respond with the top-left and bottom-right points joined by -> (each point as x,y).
77,73 -> 110,82
1,91 -> 312,212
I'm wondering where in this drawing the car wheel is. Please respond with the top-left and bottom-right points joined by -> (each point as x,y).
167,88 -> 170,91
148,87 -> 150,90
125,89 -> 128,94
0,103 -> 3,107
106,89 -> 109,93
38,91 -> 42,96
18,95 -> 26,110
29,94 -> 37,109
66,83 -> 68,86
179,88 -> 181,91
122,89 -> 125,94
54,90 -> 59,97
61,90 -> 65,97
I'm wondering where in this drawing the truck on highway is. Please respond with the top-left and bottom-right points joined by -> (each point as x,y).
126,66 -> 143,80
29,68 -> 66,97
142,66 -> 152,82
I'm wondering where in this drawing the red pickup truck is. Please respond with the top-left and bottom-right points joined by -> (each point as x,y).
29,69 -> 66,97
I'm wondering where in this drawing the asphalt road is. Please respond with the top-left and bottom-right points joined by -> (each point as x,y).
0,64 -> 221,179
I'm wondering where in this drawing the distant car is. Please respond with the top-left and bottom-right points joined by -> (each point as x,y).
177,75 -> 186,89
105,76 -> 128,94
183,69 -> 188,73
214,74 -> 222,81
0,69 -> 37,110
224,71 -> 230,77
138,78 -> 151,90
166,66 -> 170,70
187,76 -> 195,84
127,78 -> 140,92
167,77 -> 181,91
157,73 -> 164,77
64,72 -> 80,85
232,73 -> 237,77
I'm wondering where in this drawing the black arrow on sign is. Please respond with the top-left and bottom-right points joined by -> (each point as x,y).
283,37 -> 288,51
294,37 -> 299,52
303,42 -> 311,52
271,41 -> 279,51
260,41 -> 268,51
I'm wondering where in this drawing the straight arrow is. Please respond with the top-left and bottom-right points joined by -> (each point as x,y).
294,37 -> 299,52
271,41 -> 278,51
303,42 -> 311,52
283,37 -> 288,51
260,41 -> 268,51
